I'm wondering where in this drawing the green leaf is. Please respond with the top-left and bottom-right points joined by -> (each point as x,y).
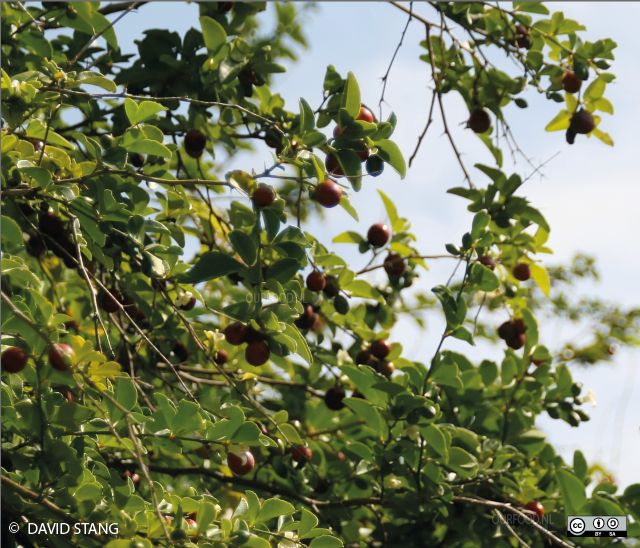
592,128 -> 614,146
343,280 -> 384,303
230,422 -> 262,444
584,77 -> 605,102
278,422 -> 304,445
338,194 -> 359,221
513,2 -> 549,14
196,501 -> 218,534
545,110 -> 571,132
256,498 -> 295,523
200,16 -> 227,53
310,537 -> 343,548
299,97 -> 315,134
101,146 -> 128,170
124,98 -> 167,126
341,72 -> 361,118
114,378 -> 137,412
16,160 -> 52,189
179,252 -> 242,283
557,469 -> 587,517
283,324 -> 312,365
299,508 -> 319,539
76,71 -> 117,92
468,263 -> 500,291
172,400 -> 205,435
446,447 -> 478,479
450,326 -> 475,346
1,216 -> 23,245
377,190 -> 398,225
530,263 -> 550,296
274,226 -> 309,247
343,398 -> 388,439
266,258 -> 301,284
374,139 -> 406,178
125,139 -> 172,158
333,231 -> 364,244
229,230 -> 258,266
421,424 -> 447,456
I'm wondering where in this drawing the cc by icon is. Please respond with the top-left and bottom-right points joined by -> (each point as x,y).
569,518 -> 585,534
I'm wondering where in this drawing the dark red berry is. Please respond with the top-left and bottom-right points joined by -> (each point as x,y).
478,256 -> 497,271
245,340 -> 270,366
179,297 -> 197,311
39,212 -> 65,238
292,446 -> 313,462
506,333 -> 526,350
570,108 -> 595,134
227,449 -> 255,475
355,350 -> 371,365
562,72 -> 582,94
129,153 -> 145,168
370,339 -> 391,359
49,343 -> 75,371
383,252 -> 406,276
225,322 -> 248,346
367,224 -> 390,247
101,289 -> 122,314
356,107 -> 374,123
306,271 -> 326,292
214,349 -> 229,365
323,275 -> 340,298
468,109 -> 491,134
377,361 -> 395,378
513,263 -> 531,281
173,341 -> 190,363
523,501 -> 545,519
184,129 -> 207,157
325,154 -> 344,177
513,25 -> 532,49
53,386 -> 73,402
252,186 -> 276,208
324,386 -> 346,411
315,180 -> 342,208
295,302 -> 317,330
2,346 -> 28,373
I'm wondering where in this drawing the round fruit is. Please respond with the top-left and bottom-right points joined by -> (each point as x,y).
532,358 -> 546,367
562,72 -> 582,94
367,223 -> 390,247
323,275 -> 340,298
225,322 -> 248,346
383,252 -> 406,277
476,256 -> 497,272
377,361 -> 395,378
570,108 -> 595,134
185,519 -> 197,529
292,446 -> 313,462
100,134 -> 115,149
337,451 -> 347,461
252,186 -> 276,209
173,341 -> 190,363
356,147 -> 370,162
468,109 -> 491,134
123,470 -> 141,484
49,343 -> 75,371
53,386 -> 73,402
179,297 -> 197,311
497,321 -> 516,341
264,129 -> 283,150
227,449 -> 255,475
306,271 -> 326,292
214,349 -> 229,365
334,294 -> 350,315
101,289 -> 122,314
506,333 -> 526,350
324,386 -> 346,411
513,263 -> 531,281
2,346 -> 28,374
315,180 -> 342,208
333,125 -> 343,137
523,501 -> 545,520
245,340 -> 270,366
325,154 -> 344,177
184,129 -> 207,157
129,153 -> 145,168
244,326 -> 261,344
366,155 -> 384,177
370,339 -> 391,359
356,350 -> 371,365
513,25 -> 532,49
356,107 -> 374,123
295,302 -> 317,330
239,66 -> 257,86
39,212 -> 65,238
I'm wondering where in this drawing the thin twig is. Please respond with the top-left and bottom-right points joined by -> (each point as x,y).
408,89 -> 437,167
493,508 -> 532,548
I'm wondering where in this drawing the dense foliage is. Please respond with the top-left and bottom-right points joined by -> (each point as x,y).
1,2 -> 639,548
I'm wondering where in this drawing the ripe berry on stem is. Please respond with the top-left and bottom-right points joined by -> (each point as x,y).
513,25 -> 532,49
214,349 -> 228,365
184,129 -> 207,158
179,297 -> 197,311
513,263 -> 531,281
562,72 -> 582,94
356,349 -> 371,365
292,446 -> 313,462
2,346 -> 28,373
315,180 -> 342,208
478,256 -> 497,271
325,154 -> 344,177
39,212 -> 65,238
370,339 -> 391,359
227,448 -> 255,475
324,386 -> 346,411
356,107 -> 374,123
306,271 -> 326,292
225,322 -> 248,346
101,289 -> 122,314
323,275 -> 340,298
523,501 -> 545,519
245,340 -> 270,366
384,252 -> 406,277
294,302 -> 317,330
367,223 -> 390,247
49,343 -> 75,371
173,341 -> 190,363
570,108 -> 595,134
468,109 -> 491,134
251,186 -> 276,209
377,361 -> 395,378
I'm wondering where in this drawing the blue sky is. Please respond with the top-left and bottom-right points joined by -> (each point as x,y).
88,2 -> 640,488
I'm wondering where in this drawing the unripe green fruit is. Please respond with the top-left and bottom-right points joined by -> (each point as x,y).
461,232 -> 473,250
567,411 -> 581,427
170,528 -> 188,541
100,134 -> 115,149
233,530 -> 251,545
334,294 -> 350,315
573,61 -> 589,81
